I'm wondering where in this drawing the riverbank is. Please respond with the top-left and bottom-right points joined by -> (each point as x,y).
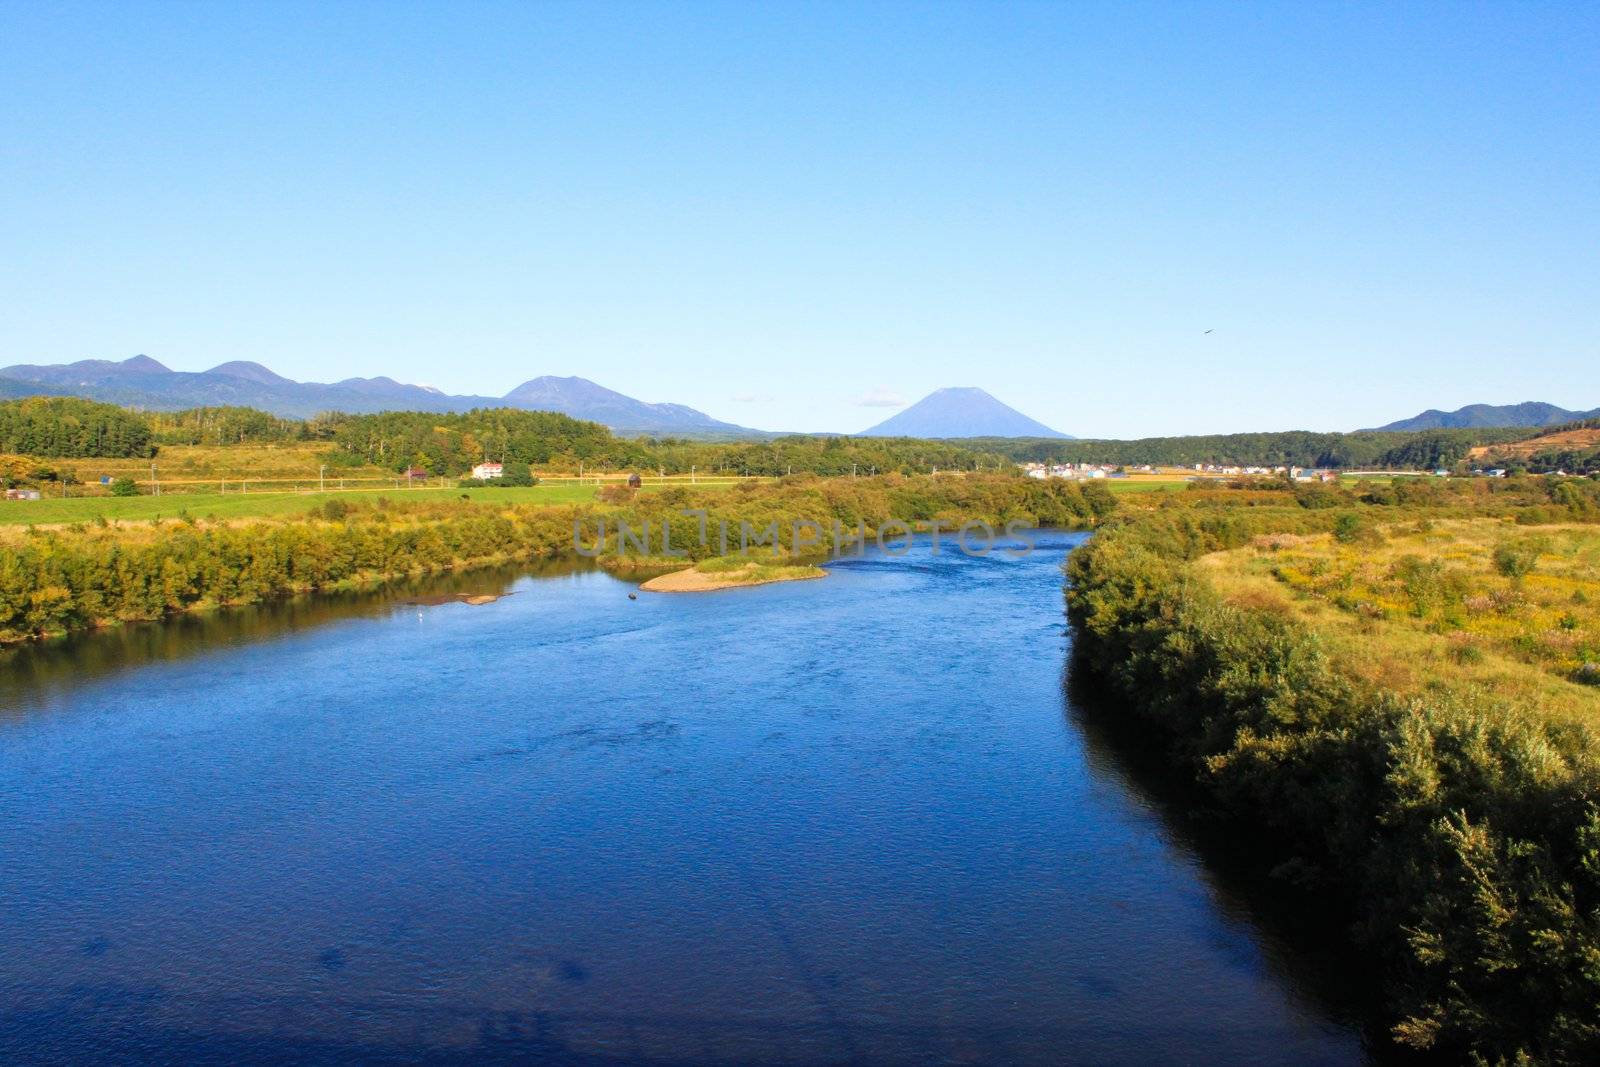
1064,475 -> 1600,1065
0,473 -> 1115,644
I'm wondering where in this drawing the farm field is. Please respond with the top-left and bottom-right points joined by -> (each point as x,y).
1102,477 -> 1185,493
19,443 -> 770,494
0,481 -> 738,527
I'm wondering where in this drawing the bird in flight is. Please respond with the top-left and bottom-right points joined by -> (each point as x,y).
1204,329 -> 1214,334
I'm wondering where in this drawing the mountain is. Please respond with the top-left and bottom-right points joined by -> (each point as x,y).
0,356 -> 494,417
205,361 -> 294,386
3,353 -> 174,383
859,387 -> 1069,439
0,355 -> 757,435
502,376 -> 747,435
0,378 -> 64,400
1371,402 -> 1600,432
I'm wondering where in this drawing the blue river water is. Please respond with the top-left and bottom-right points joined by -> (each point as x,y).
0,532 -> 1368,1065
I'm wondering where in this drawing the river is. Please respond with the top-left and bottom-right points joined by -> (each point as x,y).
0,532 -> 1369,1064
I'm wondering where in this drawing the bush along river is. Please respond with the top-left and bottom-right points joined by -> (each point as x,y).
0,532 -> 1373,1065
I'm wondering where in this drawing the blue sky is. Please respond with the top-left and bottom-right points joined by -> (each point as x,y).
2,2 -> 1596,437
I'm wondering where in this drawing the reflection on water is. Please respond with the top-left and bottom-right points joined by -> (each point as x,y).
0,561 -> 578,720
1062,666 -> 1386,1051
0,534 -> 1368,1065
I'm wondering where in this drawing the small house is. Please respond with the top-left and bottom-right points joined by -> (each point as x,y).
404,467 -> 429,480
470,462 -> 503,480
5,488 -> 42,501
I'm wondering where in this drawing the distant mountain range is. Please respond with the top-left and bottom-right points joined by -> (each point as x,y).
0,356 -> 754,436
860,387 -> 1070,439
1371,402 -> 1600,432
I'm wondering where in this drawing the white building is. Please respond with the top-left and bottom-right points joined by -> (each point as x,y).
470,462 -> 504,480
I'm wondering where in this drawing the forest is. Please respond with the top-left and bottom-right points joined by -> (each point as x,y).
0,397 -> 154,458
1065,474 -> 1600,1064
146,406 -> 320,446
326,410 -> 1013,477
972,426 -> 1536,470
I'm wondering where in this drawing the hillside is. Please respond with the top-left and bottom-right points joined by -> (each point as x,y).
1372,401 -> 1600,431
1469,426 -> 1600,460
860,387 -> 1068,438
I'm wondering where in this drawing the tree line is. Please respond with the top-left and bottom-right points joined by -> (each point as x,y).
326,410 -> 1016,477
146,406 -> 323,446
970,426 -> 1536,470
2,395 -> 1567,475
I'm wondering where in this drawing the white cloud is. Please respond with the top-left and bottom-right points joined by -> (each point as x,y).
731,392 -> 774,403
855,387 -> 907,408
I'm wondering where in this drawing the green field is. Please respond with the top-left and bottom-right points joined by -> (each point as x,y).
1102,478 -> 1184,493
0,484 -> 612,526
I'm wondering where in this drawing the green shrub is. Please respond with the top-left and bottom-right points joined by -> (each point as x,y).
1333,512 -> 1380,544
1493,542 -> 1538,580
498,460 -> 535,487
109,477 -> 138,497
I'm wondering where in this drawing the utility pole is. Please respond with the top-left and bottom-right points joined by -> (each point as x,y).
320,465 -> 326,493
151,464 -> 159,497
691,465 -> 696,484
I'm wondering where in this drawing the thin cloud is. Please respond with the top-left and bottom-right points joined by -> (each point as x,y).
731,392 -> 774,403
855,387 -> 907,408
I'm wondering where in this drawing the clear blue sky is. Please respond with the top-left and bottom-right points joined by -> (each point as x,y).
2,2 -> 1595,437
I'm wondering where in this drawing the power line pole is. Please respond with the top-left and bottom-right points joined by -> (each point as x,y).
320,465 -> 326,493
151,464 -> 159,497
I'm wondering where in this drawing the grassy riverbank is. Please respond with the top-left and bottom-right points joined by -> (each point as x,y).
1065,476 -> 1600,1064
0,473 -> 1114,643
